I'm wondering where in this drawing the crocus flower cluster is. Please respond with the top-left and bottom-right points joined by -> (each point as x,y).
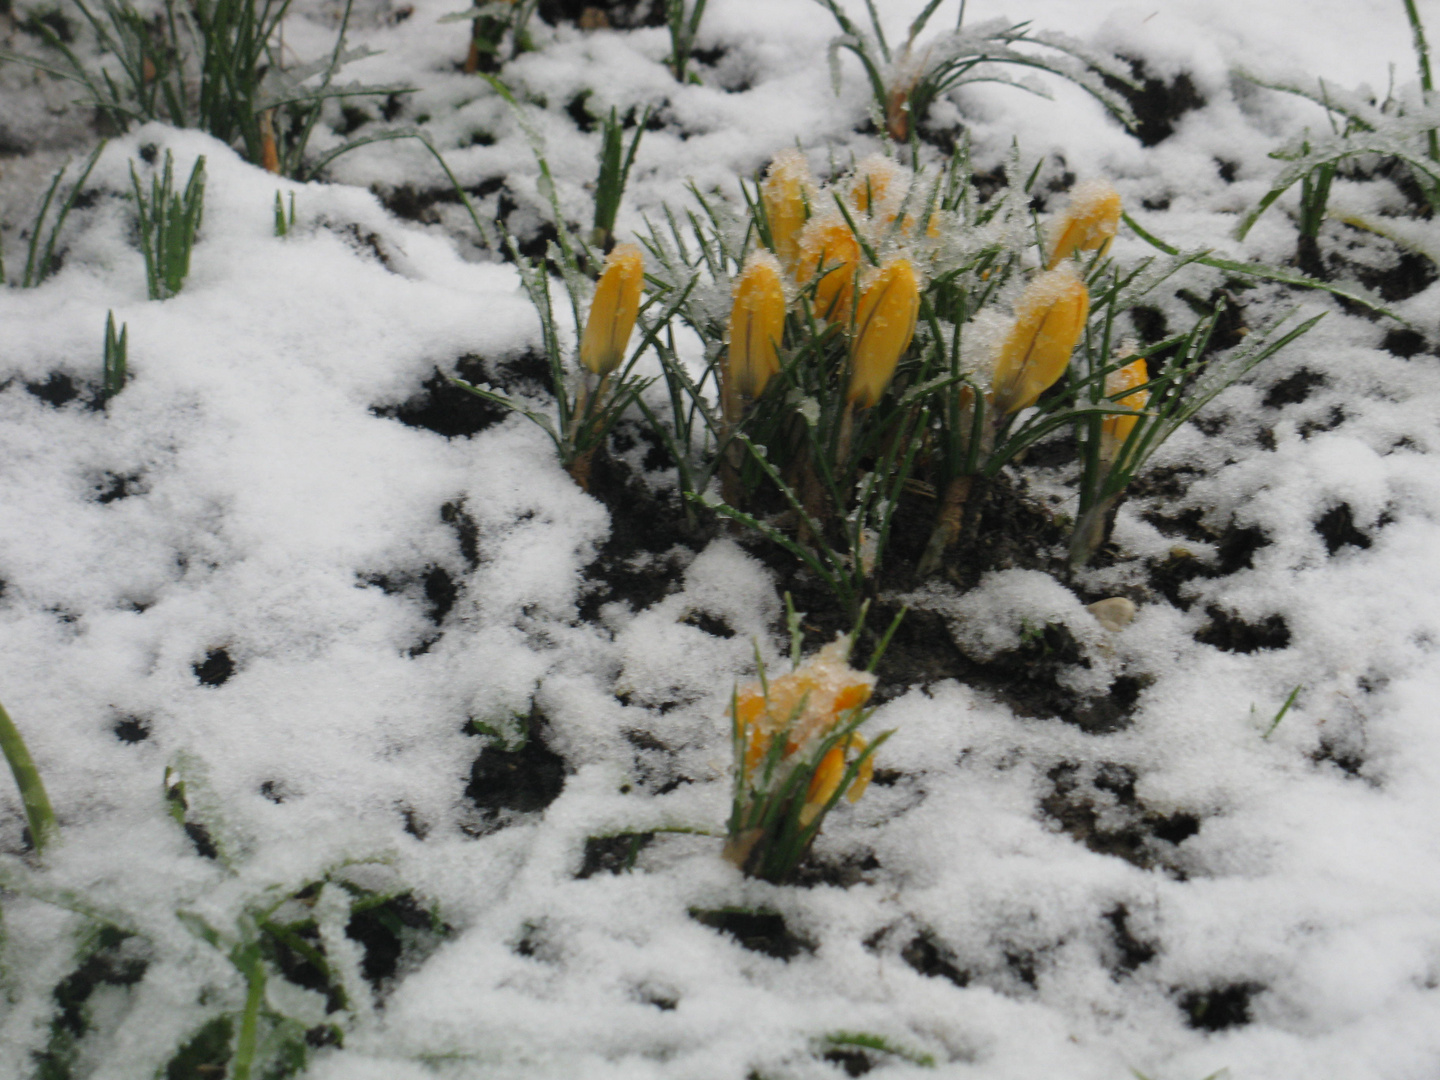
725,636 -> 880,881
723,154 -> 925,420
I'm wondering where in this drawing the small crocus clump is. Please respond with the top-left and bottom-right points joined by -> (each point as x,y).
1046,179 -> 1122,269
989,266 -> 1090,416
848,258 -> 920,408
725,251 -> 787,421
725,636 -> 883,882
579,243 -> 645,378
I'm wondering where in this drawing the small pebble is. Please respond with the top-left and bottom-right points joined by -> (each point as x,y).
1087,597 -> 1137,633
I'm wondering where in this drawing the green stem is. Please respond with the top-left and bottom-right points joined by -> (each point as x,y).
230,945 -> 267,1080
1403,0 -> 1439,162
0,697 -> 57,856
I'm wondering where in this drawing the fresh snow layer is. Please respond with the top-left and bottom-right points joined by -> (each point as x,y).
3,0 -> 1440,1077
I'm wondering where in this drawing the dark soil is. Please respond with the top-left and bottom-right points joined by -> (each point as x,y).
1351,247 -> 1438,303
1315,503 -> 1372,554
577,832 -> 654,877
94,471 -> 145,503
1104,59 -> 1205,147
1105,904 -> 1157,976
112,715 -> 151,743
345,892 -> 440,986
192,648 -> 235,687
574,426 -> 707,624
357,563 -> 461,655
821,1046 -> 875,1076
463,711 -> 568,825
900,932 -> 970,988
1139,508 -> 1270,611
1041,761 -> 1199,873
1195,606 -> 1290,652
537,0 -> 666,29
1178,981 -> 1265,1031
371,355 -> 507,439
1263,368 -> 1326,409
1382,327 -> 1429,358
688,907 -> 814,959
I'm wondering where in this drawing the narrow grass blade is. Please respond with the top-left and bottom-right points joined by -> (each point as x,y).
0,697 -> 58,856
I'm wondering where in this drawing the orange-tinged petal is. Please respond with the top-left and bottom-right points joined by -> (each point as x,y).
726,251 -> 787,415
762,150 -> 812,270
1047,179 -> 1122,269
806,745 -> 847,808
729,639 -> 876,764
795,214 -> 861,323
834,681 -> 871,715
848,258 -> 920,408
990,267 -> 1090,416
846,742 -> 874,803
847,155 -> 910,216
579,244 -> 645,376
1101,356 -> 1149,456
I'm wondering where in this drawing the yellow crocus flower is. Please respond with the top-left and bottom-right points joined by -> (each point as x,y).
795,214 -> 862,323
848,258 -> 920,409
579,244 -> 645,377
726,251 -> 787,417
990,267 -> 1090,416
1101,355 -> 1149,461
761,150 -> 812,270
1046,179 -> 1122,269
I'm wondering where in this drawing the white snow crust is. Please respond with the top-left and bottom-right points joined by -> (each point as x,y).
3,0 -> 1440,1077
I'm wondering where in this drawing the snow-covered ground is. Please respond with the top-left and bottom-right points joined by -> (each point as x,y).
3,0 -> 1440,1076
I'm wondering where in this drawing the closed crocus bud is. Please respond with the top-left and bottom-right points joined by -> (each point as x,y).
579,243 -> 645,377
795,214 -> 861,322
846,154 -> 910,216
848,258 -> 920,408
990,267 -> 1090,416
1100,355 -> 1149,461
727,251 -> 787,409
761,150 -> 812,270
1047,179 -> 1122,269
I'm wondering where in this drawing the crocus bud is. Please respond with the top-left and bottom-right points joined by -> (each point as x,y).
761,150 -> 811,270
848,258 -> 920,408
726,251 -> 787,415
795,214 -> 861,322
1047,179 -> 1122,269
990,267 -> 1090,416
846,154 -> 909,216
1100,355 -> 1149,461
579,243 -> 645,377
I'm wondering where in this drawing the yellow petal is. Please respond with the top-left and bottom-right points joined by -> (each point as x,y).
845,736 -> 872,803
1101,355 -> 1149,455
761,150 -> 812,270
846,154 -> 910,216
579,244 -> 645,376
805,744 -> 847,809
1047,179 -> 1122,269
727,251 -> 787,413
848,258 -> 920,409
990,267 -> 1090,416
795,214 -> 861,323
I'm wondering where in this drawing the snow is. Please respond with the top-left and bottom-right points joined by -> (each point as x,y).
3,0 -> 1440,1075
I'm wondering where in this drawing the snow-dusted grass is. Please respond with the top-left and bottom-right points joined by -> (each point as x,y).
3,0 -> 1440,1076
